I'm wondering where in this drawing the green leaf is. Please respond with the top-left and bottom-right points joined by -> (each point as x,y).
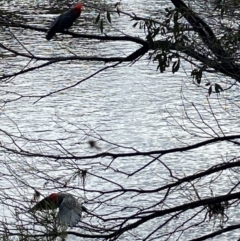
196,70 -> 202,84
182,35 -> 189,41
100,19 -> 104,33
117,6 -> 120,16
172,59 -> 180,74
106,11 -> 111,24
132,22 -> 138,28
220,8 -> 224,19
173,23 -> 179,37
173,11 -> 178,23
165,19 -> 170,25
191,69 -> 202,84
153,28 -> 160,37
161,27 -> 166,35
166,11 -> 172,18
165,8 -> 170,13
95,13 -> 101,24
208,86 -> 212,96
215,83 -> 223,93
191,69 -> 196,77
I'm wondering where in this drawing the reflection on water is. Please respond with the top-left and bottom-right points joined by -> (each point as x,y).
0,0 -> 240,240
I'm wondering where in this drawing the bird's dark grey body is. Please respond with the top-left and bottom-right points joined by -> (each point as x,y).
46,3 -> 83,40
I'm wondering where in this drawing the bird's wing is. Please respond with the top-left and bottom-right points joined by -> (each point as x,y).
31,197 -> 57,211
48,14 -> 61,29
46,14 -> 62,40
57,195 -> 82,227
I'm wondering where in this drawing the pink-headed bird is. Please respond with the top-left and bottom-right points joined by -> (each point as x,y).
46,3 -> 83,40
31,192 -> 86,227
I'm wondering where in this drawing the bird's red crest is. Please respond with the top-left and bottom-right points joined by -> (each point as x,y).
72,3 -> 83,16
49,193 -> 58,202
74,3 -> 83,11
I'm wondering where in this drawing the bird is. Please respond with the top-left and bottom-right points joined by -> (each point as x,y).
46,3 -> 83,40
31,192 -> 86,227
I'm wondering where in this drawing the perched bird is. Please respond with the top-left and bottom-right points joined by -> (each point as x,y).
31,192 -> 86,227
46,3 -> 83,40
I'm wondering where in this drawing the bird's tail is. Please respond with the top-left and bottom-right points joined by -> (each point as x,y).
46,30 -> 55,40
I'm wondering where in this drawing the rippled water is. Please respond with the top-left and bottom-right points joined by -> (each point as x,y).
1,0 -> 240,240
